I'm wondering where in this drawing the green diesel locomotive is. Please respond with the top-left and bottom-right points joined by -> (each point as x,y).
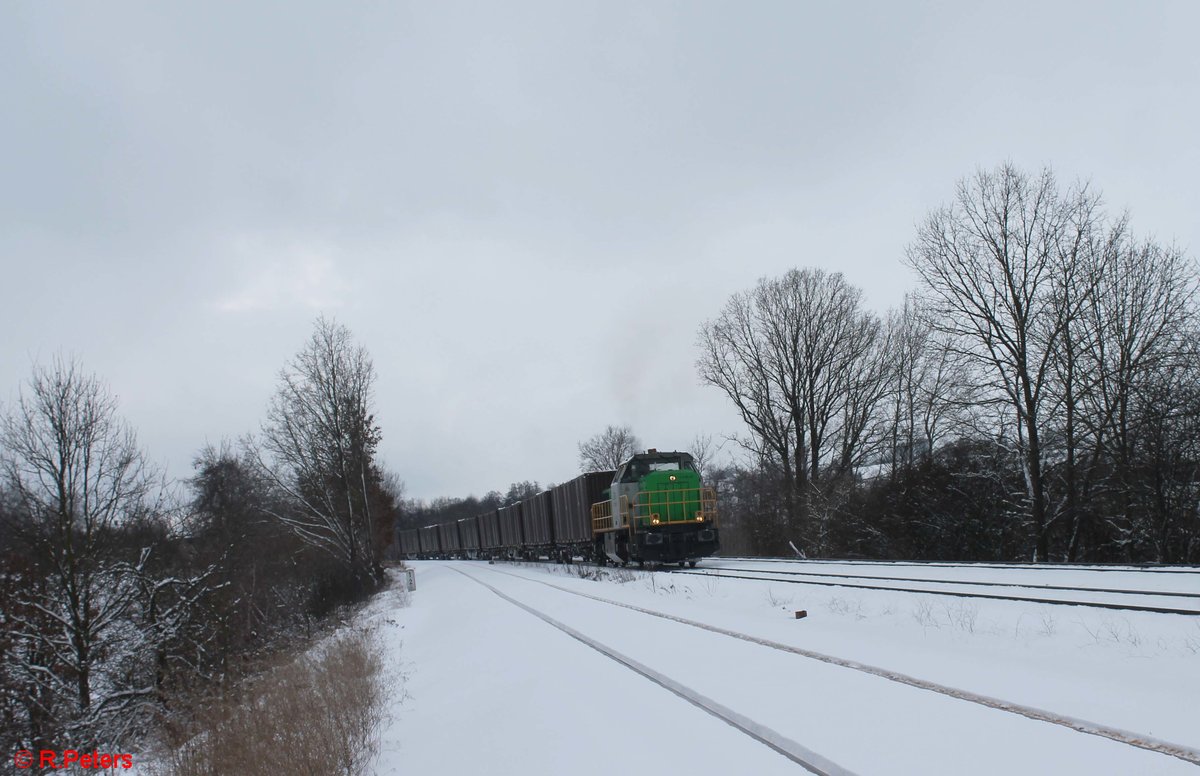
590,449 -> 718,567
397,448 -> 720,567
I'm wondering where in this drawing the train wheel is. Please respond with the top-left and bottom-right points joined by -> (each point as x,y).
688,560 -> 698,568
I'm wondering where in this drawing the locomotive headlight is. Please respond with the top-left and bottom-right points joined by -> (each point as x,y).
669,475 -> 677,482
696,515 -> 705,522
651,517 -> 661,525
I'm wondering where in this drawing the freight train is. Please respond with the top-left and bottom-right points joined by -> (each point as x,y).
397,449 -> 719,567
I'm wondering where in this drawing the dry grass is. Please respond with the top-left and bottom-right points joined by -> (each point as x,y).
153,627 -> 389,776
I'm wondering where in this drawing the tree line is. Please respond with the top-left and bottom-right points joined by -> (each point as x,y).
702,163 -> 1199,563
0,318 -> 399,755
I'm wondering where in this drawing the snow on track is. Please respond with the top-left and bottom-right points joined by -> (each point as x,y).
716,557 -> 1200,584
721,557 -> 1200,575
666,567 -> 1200,615
541,559 -> 1199,746
456,567 -> 854,776
701,562 -> 1200,600
482,564 -> 1200,766
372,563 -> 806,775
421,562 -> 1197,775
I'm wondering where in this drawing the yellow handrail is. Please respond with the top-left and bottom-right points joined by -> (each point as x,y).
629,486 -> 717,530
591,500 -> 614,533
590,487 -> 717,535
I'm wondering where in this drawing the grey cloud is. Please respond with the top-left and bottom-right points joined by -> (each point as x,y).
2,0 -> 1197,499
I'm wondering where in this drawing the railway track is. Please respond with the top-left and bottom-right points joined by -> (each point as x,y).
476,562 -> 1200,768
486,554 -> 1200,613
660,566 -> 1200,616
699,563 -> 1200,599
455,566 -> 854,775
720,555 -> 1200,575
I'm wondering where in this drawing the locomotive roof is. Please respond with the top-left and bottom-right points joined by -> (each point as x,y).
622,449 -> 694,464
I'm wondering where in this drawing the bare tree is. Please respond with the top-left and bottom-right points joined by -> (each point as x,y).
698,268 -> 886,548
187,443 -> 311,674
697,285 -> 795,498
502,481 -> 541,505
0,358 -> 157,730
1129,330 -> 1200,562
1069,233 -> 1199,557
577,425 -> 641,471
881,295 -> 973,475
906,164 -> 1102,560
687,433 -> 725,482
252,317 -> 384,591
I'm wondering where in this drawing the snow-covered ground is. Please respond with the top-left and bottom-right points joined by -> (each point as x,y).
710,557 -> 1200,596
368,560 -> 1200,775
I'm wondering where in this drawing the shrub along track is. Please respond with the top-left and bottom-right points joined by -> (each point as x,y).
477,562 -> 1200,768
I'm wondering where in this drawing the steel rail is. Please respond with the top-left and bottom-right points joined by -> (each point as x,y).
718,556 -> 1200,574
661,568 -> 1200,616
477,563 -> 1200,768
454,566 -> 856,776
699,564 -> 1200,599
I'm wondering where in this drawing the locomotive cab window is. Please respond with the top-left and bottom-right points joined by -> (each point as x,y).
620,463 -> 646,482
618,454 -> 697,482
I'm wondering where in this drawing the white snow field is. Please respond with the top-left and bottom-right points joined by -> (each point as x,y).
369,560 -> 1200,775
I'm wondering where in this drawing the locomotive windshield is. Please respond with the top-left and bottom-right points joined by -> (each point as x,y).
617,452 -> 696,482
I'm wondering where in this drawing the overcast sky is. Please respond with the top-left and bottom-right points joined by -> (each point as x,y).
2,1 -> 1197,501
